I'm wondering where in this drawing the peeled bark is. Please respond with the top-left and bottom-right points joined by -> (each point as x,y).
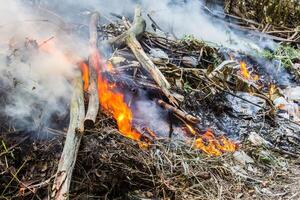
84,12 -> 100,129
51,76 -> 85,199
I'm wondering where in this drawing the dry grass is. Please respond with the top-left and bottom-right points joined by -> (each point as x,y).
69,114 -> 300,199
1,113 -> 300,199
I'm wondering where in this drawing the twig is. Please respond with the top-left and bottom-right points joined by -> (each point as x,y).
147,13 -> 163,32
105,6 -> 179,107
38,36 -> 55,48
1,160 -> 27,195
0,136 -> 29,157
157,99 -> 200,124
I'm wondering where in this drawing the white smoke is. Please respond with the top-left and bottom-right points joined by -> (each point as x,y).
139,0 -> 276,52
0,1 -> 87,134
0,0 -> 282,135
134,100 -> 170,137
37,0 -> 275,52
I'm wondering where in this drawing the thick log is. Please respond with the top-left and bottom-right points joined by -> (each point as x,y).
157,99 -> 200,124
107,6 -> 179,107
51,76 -> 85,199
84,12 -> 100,128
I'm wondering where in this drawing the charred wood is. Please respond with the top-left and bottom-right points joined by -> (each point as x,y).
157,99 -> 200,125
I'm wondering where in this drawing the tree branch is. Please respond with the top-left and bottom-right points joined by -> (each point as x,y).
51,76 -> 85,199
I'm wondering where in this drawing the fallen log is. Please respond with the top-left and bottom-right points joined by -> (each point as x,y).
157,99 -> 200,124
51,75 -> 85,200
106,6 -> 179,107
84,12 -> 100,128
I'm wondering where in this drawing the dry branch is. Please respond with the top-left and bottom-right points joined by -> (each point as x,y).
157,99 -> 200,124
51,76 -> 85,200
107,6 -> 179,107
84,12 -> 100,128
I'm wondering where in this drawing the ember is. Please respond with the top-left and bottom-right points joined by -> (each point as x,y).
240,61 -> 251,79
269,84 -> 276,97
189,127 -> 237,156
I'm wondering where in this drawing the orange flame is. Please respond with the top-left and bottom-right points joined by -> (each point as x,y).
106,61 -> 114,72
269,84 -> 276,97
91,51 -> 143,142
97,74 -> 142,141
80,62 -> 89,91
240,61 -> 250,80
239,61 -> 260,81
87,49 -> 236,153
193,129 -> 237,156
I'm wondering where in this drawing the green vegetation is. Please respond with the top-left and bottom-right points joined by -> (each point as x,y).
262,45 -> 300,69
225,0 -> 300,27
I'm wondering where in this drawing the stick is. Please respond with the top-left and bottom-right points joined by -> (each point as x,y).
84,12 -> 100,128
51,76 -> 85,200
106,6 -> 179,107
157,99 -> 200,124
147,13 -> 164,32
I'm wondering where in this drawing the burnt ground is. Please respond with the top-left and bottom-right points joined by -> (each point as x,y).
1,81 -> 300,200
1,48 -> 300,199
1,111 -> 300,200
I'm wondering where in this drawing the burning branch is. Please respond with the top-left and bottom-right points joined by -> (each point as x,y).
157,99 -> 200,124
84,12 -> 100,128
106,6 -> 179,107
51,76 -> 85,199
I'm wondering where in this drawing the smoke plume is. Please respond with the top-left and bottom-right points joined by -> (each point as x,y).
0,1 -> 87,135
0,0 -> 288,136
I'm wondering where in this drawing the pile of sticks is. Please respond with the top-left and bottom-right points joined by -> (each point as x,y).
51,6 -> 200,199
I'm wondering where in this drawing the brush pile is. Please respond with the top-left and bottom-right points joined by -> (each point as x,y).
1,2 -> 300,200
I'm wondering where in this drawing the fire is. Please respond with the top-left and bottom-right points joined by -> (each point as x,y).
91,51 -> 143,142
106,61 -> 114,72
193,129 -> 237,156
90,49 -> 112,72
239,61 -> 260,82
86,49 -> 236,153
240,61 -> 251,80
269,84 -> 276,97
97,74 -> 142,141
80,62 -> 89,91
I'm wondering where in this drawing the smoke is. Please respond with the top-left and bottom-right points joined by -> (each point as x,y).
134,100 -> 170,136
0,0 -> 286,136
257,58 -> 291,86
0,1 -> 87,135
38,0 -> 281,76
34,0 -> 276,52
